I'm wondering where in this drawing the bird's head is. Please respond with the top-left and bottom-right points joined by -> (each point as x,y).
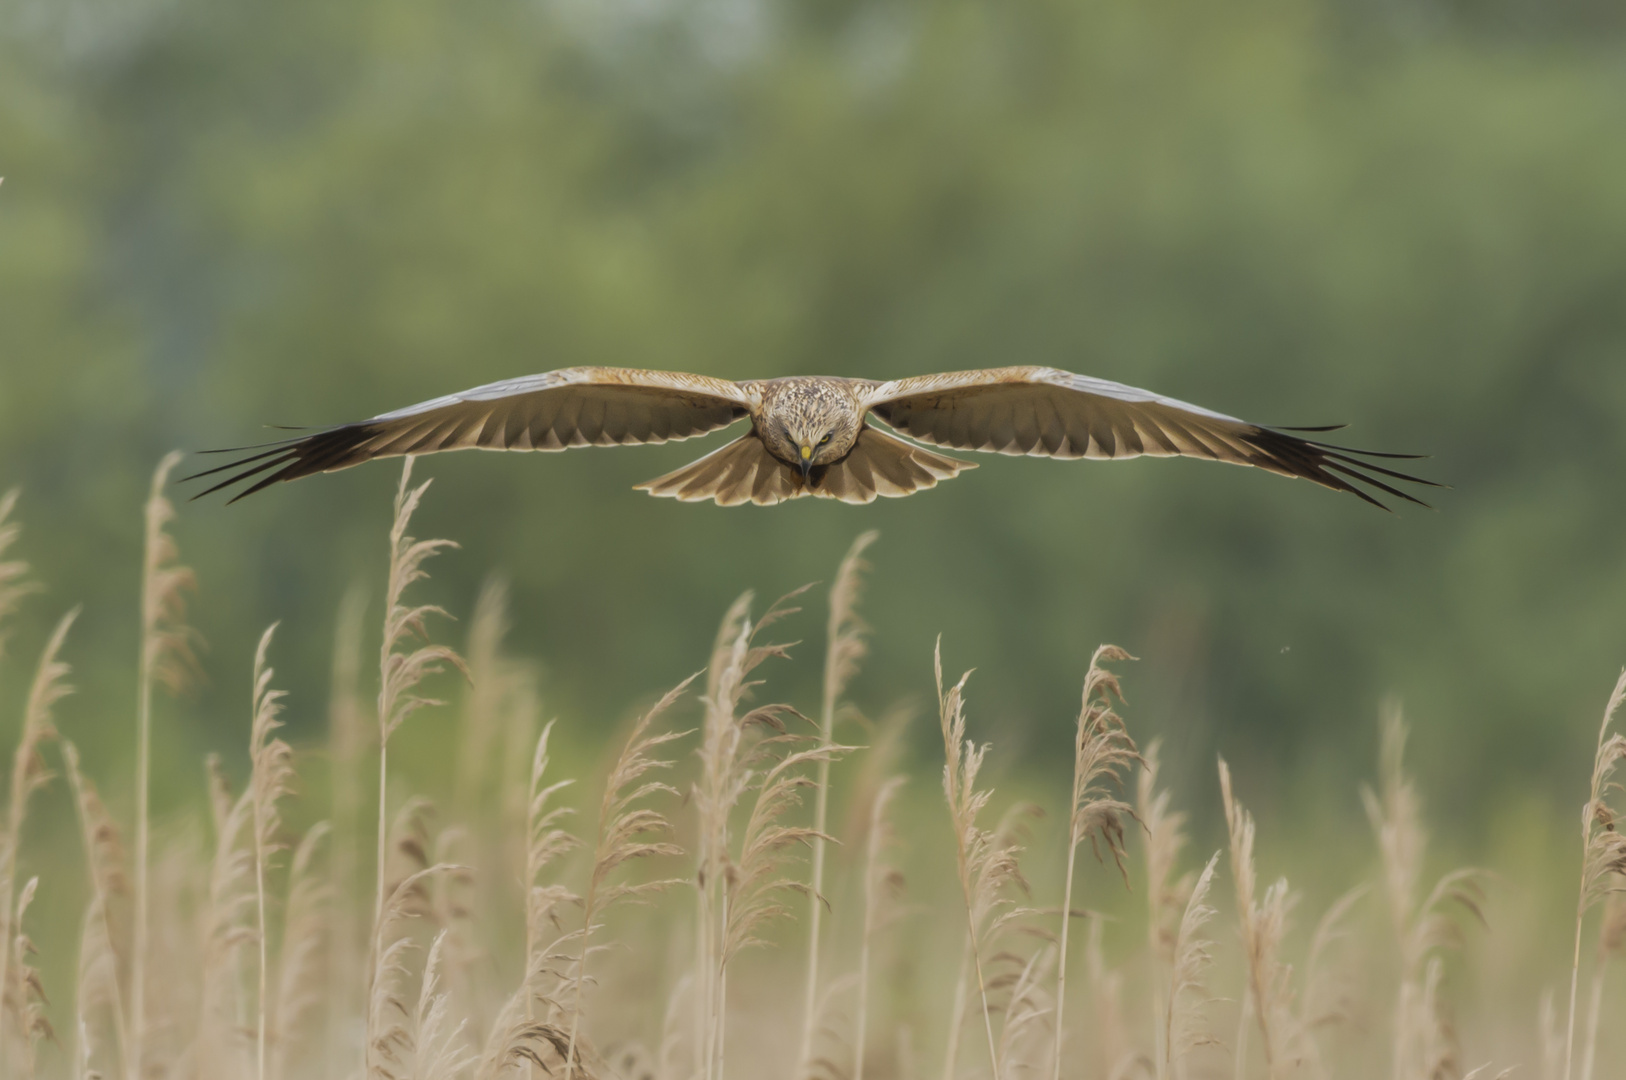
761,385 -> 862,479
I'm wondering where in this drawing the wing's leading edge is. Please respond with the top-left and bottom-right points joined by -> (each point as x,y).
188,367 -> 752,501
862,366 -> 1439,509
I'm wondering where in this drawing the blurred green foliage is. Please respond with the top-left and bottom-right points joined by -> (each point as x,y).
1,0 -> 1624,853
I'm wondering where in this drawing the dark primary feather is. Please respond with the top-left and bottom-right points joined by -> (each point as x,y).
1239,428 -> 1440,511
186,424 -> 391,503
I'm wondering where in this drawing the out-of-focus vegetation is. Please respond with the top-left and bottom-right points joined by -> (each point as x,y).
1,0 -> 1625,1070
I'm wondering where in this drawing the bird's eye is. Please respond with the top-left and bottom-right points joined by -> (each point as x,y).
818,433 -> 832,445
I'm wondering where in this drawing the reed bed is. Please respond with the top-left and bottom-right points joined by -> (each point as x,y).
0,460 -> 1615,1080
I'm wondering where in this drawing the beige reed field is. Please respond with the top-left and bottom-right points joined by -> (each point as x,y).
0,455 -> 1619,1080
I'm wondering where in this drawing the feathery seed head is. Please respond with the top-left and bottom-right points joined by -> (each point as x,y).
0,489 -> 41,663
142,453 -> 202,697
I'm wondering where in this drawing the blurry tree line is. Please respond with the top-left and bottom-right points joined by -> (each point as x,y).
0,0 -> 1623,855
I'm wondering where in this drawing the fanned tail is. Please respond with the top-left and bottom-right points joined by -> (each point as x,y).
636,434 -> 806,506
813,427 -> 974,504
636,427 -> 974,506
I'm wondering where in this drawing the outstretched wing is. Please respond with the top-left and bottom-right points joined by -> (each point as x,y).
191,367 -> 753,501
860,366 -> 1438,509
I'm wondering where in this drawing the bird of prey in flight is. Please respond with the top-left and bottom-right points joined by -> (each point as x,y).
191,366 -> 1436,508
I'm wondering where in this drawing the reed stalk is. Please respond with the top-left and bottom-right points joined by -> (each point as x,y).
131,453 -> 197,1080
372,456 -> 464,944
1139,741 -> 1191,1080
271,823 -> 330,1080
1165,852 -> 1220,1080
563,680 -> 691,1077
1578,891 -> 1625,1080
0,608 -> 77,1076
248,626 -> 294,1080
692,590 -> 805,1080
1219,758 -> 1292,1080
64,741 -> 129,1080
1363,705 -> 1484,1080
521,722 -> 576,1078
0,490 -> 39,666
1564,672 -> 1626,1080
1052,646 -> 1138,1080
855,776 -> 905,1080
799,531 -> 877,1074
935,642 -> 1002,1080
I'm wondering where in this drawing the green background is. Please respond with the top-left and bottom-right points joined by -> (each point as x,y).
2,0 -> 1624,973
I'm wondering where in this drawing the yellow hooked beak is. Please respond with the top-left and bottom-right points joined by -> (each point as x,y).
799,444 -> 813,479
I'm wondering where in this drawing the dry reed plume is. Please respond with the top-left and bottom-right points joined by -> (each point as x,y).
133,452 -> 199,1080
935,643 -> 1030,1080
563,680 -> 692,1076
0,464 -> 1621,1080
1362,705 -> 1483,1080
1219,757 -> 1295,1080
373,456 -> 466,955
1565,671 -> 1626,1080
1052,645 -> 1138,1080
798,531 -> 879,1078
0,490 -> 40,664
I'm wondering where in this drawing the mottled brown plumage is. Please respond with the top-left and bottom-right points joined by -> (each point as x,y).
190,366 -> 1438,508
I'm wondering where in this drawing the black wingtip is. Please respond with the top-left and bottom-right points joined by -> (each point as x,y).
187,422 -> 383,502
1245,425 -> 1440,513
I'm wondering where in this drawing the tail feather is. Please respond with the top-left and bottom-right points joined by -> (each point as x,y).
637,428 -> 973,507
815,427 -> 973,504
636,434 -> 804,506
